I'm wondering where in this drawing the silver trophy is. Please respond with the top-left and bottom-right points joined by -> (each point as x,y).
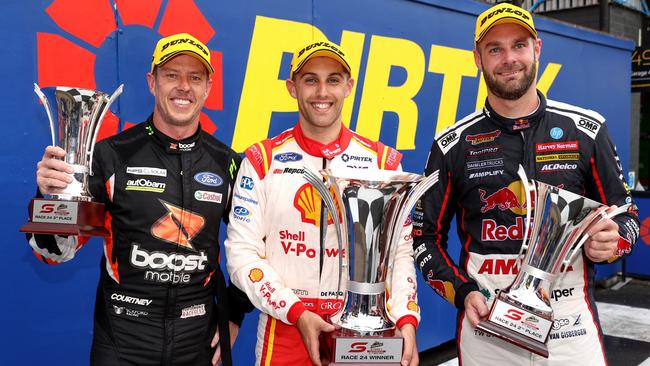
304,167 -> 438,364
21,84 -> 123,236
476,166 -> 631,357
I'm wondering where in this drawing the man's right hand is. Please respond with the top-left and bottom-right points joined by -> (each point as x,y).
296,310 -> 335,366
464,290 -> 489,327
37,146 -> 73,194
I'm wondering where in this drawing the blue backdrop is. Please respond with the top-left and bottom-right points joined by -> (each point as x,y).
0,0 -> 634,364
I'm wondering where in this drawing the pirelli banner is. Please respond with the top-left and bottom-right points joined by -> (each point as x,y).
5,0 -> 634,365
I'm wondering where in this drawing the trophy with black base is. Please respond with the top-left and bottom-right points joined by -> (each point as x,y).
476,166 -> 630,357
304,168 -> 438,364
20,84 -> 123,237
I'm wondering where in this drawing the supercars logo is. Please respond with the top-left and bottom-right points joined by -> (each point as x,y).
38,0 -> 223,138
293,183 -> 338,226
151,199 -> 205,250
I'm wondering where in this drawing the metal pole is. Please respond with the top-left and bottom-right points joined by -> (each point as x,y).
600,0 -> 609,32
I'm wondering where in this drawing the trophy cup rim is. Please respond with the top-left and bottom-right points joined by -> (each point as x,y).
321,167 -> 422,183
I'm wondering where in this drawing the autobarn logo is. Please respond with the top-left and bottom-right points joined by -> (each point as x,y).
540,163 -> 577,172
465,130 -> 501,145
125,178 -> 166,193
274,152 -> 302,162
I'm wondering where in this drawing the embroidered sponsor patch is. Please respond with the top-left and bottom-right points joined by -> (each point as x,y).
126,166 -> 167,177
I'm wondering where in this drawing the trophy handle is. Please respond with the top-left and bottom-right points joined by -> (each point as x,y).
303,168 -> 348,299
33,83 -> 56,146
88,84 -> 124,176
387,170 -> 439,270
516,165 -> 533,264
562,203 -> 632,267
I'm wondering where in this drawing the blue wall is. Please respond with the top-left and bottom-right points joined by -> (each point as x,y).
0,0 -> 634,364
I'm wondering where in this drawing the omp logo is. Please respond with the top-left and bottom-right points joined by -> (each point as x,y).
151,200 -> 205,249
126,178 -> 166,193
38,0 -> 223,137
293,183 -> 338,226
439,131 -> 458,147
578,118 -> 598,131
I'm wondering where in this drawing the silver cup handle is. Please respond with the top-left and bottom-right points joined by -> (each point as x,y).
88,84 -> 124,176
33,83 -> 56,147
516,165 -> 533,263
563,203 -> 632,267
303,168 -> 348,298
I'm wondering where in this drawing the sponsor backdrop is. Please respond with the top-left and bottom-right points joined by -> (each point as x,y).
0,0 -> 638,364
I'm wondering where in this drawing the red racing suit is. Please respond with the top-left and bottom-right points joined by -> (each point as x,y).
413,91 -> 639,365
27,119 -> 252,366
225,123 -> 420,365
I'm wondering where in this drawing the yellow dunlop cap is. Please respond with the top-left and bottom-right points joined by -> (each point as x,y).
475,3 -> 537,44
289,40 -> 351,79
151,33 -> 214,74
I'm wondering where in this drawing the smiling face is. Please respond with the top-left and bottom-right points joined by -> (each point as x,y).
474,22 -> 541,101
286,56 -> 353,140
147,54 -> 212,131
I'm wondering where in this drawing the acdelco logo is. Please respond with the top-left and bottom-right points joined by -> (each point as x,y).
540,163 -> 577,172
130,245 -> 207,272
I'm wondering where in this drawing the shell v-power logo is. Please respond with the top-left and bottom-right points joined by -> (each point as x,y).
37,0 -> 223,140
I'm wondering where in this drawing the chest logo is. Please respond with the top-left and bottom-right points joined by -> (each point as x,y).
151,200 -> 205,249
194,172 -> 223,187
274,152 -> 302,162
294,184 -> 338,226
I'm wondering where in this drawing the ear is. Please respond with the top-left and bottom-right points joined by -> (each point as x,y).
286,78 -> 297,98
146,72 -> 156,96
205,76 -> 213,99
473,47 -> 482,70
533,38 -> 542,62
344,77 -> 354,98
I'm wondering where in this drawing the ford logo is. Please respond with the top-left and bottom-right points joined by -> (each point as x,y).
194,172 -> 223,187
274,152 -> 302,162
233,206 -> 250,216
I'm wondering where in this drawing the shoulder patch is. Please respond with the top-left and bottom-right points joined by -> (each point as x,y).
546,100 -> 604,140
436,111 -> 485,155
244,140 -> 273,179
377,143 -> 402,170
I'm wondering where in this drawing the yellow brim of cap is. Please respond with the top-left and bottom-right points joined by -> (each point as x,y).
476,18 -> 537,43
152,50 -> 214,74
291,49 -> 351,78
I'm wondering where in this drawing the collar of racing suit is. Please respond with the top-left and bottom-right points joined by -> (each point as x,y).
483,89 -> 547,133
292,122 -> 353,159
144,114 -> 203,154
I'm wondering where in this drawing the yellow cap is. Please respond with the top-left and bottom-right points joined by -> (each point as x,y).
475,3 -> 537,44
289,40 -> 351,79
151,33 -> 214,74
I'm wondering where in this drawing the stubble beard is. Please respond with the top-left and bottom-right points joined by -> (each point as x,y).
482,60 -> 537,101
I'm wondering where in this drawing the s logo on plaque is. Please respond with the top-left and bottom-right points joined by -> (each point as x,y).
20,84 -> 123,237
476,165 -> 631,357
304,168 -> 439,364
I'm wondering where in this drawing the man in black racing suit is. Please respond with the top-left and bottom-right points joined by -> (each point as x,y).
413,3 -> 640,365
26,33 -> 252,366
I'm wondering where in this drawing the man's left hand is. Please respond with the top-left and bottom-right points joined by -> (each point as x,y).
584,206 -> 621,263
211,321 -> 240,366
398,323 -> 418,366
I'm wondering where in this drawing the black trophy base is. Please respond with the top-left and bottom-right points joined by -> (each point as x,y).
321,328 -> 403,365
476,320 -> 549,358
20,198 -> 109,237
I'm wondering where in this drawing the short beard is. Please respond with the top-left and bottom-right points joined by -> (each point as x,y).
482,60 -> 536,100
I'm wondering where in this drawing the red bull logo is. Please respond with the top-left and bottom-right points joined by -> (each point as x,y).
479,181 -> 529,215
426,270 -> 455,303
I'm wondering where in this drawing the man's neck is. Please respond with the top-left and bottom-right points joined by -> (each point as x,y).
152,115 -> 199,140
487,87 -> 539,119
299,120 -> 342,145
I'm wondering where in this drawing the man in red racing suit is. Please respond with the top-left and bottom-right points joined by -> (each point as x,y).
413,3 -> 640,366
224,41 -> 420,366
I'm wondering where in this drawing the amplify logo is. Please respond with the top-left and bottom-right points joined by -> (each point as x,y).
38,0 -> 223,137
151,199 -> 205,249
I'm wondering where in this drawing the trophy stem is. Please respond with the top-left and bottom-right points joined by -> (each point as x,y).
33,83 -> 56,146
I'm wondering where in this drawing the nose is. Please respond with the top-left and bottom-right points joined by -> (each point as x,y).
177,75 -> 190,91
315,80 -> 327,97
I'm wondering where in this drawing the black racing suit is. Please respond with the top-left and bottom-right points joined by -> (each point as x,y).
27,117 -> 253,366
413,91 -> 640,365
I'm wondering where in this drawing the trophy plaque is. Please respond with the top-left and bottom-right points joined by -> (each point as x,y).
305,168 -> 439,364
21,84 -> 123,237
476,166 -> 631,357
